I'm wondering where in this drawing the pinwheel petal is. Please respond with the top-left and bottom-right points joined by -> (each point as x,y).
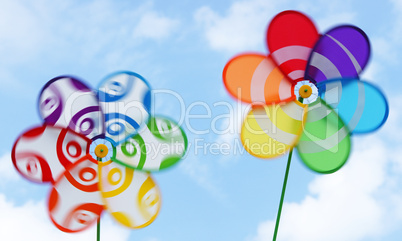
38,76 -> 104,140
223,53 -> 295,104
318,78 -> 388,134
267,10 -> 319,83
112,116 -> 187,171
12,125 -> 91,183
48,155 -> 104,233
306,25 -> 370,83
98,71 -> 151,146
297,98 -> 351,173
98,161 -> 161,228
241,101 -> 307,158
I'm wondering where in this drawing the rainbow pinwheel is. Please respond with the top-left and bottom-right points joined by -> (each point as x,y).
223,10 -> 388,173
223,10 -> 388,240
12,71 -> 187,233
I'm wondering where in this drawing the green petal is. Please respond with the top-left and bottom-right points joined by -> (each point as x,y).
112,116 -> 187,171
296,98 -> 351,174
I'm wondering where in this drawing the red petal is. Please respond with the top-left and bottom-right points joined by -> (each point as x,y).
267,10 -> 319,83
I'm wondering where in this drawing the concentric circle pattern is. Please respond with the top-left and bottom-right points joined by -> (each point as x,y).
12,71 -> 188,232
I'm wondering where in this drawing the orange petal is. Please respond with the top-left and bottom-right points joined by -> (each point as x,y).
223,53 -> 295,104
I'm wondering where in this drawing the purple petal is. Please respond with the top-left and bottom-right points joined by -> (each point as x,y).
305,25 -> 370,83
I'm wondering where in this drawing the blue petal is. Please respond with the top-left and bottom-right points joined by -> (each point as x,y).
318,78 -> 389,134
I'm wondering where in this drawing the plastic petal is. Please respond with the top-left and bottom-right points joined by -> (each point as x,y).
38,76 -> 104,140
267,10 -> 319,83
223,53 -> 295,104
240,101 -> 307,158
11,125 -> 91,183
297,98 -> 351,173
306,25 -> 370,83
112,116 -> 187,171
48,155 -> 104,233
98,161 -> 160,228
318,78 -> 388,133
98,71 -> 152,146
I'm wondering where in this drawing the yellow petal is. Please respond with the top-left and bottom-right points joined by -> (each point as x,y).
241,101 -> 307,158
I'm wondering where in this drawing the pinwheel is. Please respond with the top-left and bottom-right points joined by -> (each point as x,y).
11,71 -> 187,238
223,10 -> 388,240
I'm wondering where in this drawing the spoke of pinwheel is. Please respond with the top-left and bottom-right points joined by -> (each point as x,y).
97,157 -> 101,241
272,97 -> 303,241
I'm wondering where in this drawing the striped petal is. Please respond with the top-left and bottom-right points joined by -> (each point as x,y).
306,25 -> 370,83
48,155 -> 104,233
240,101 -> 307,158
38,76 -> 104,140
98,71 -> 152,146
98,161 -> 160,228
223,53 -> 295,104
267,10 -> 319,83
297,98 -> 351,173
12,125 -> 91,184
112,116 -> 187,171
318,78 -> 389,133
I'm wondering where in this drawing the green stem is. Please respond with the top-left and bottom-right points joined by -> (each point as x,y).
272,148 -> 294,241
97,157 -> 101,241
97,217 -> 100,241
272,96 -> 303,241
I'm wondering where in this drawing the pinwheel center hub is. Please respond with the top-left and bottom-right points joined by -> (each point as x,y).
299,85 -> 312,98
95,144 -> 109,158
294,80 -> 318,104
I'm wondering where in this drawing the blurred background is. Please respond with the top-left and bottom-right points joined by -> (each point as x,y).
0,0 -> 401,240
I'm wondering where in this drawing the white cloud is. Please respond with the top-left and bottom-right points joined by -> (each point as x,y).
133,11 -> 179,40
248,138 -> 392,241
194,0 -> 284,52
179,156 -> 225,200
0,0 -> 180,80
194,0 -> 360,53
314,12 -> 356,31
390,0 -> 402,41
362,36 -> 397,83
213,101 -> 251,165
247,96 -> 402,241
380,94 -> 402,145
361,0 -> 402,83
0,0 -> 185,99
0,194 -> 130,241
0,0 -> 46,63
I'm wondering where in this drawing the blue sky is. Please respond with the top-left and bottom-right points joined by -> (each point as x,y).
1,0 -> 402,240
